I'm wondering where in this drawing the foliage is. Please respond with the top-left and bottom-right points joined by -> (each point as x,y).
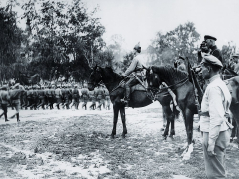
222,41 -> 237,62
0,3 -> 23,81
147,22 -> 200,66
21,0 -> 105,81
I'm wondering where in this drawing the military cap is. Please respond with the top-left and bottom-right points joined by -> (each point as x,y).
133,42 -> 141,52
232,53 -> 239,58
204,35 -> 217,41
201,54 -> 222,67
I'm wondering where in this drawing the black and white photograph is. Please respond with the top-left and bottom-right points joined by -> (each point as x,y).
0,0 -> 239,178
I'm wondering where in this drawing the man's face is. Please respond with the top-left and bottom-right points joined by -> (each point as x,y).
201,63 -> 210,79
205,39 -> 212,48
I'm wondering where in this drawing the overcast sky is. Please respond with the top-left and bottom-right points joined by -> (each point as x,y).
1,0 -> 239,51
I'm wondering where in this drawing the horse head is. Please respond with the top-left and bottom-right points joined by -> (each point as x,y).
88,65 -> 103,91
146,66 -> 163,90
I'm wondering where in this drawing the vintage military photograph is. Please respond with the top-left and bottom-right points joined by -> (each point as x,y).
0,0 -> 239,178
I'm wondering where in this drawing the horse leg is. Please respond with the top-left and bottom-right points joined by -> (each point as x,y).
182,108 -> 194,160
169,117 -> 175,138
111,105 -> 119,138
120,107 -> 127,138
162,106 -> 173,140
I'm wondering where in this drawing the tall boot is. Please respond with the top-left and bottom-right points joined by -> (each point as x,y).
4,113 -> 9,122
124,86 -> 130,107
16,113 -> 20,122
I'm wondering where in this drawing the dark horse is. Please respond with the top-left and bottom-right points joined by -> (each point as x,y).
17,72 -> 41,86
146,65 -> 198,160
88,66 -> 153,138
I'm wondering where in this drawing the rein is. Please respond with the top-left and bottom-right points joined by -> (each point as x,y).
148,76 -> 189,100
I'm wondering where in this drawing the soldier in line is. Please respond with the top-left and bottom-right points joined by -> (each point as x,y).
21,86 -> 28,109
55,84 -> 62,110
89,87 -> 97,110
81,84 -> 89,110
61,85 -> 66,108
26,86 -> 33,109
104,87 -> 111,110
48,85 -> 55,110
9,83 -> 25,122
71,84 -> 80,110
0,84 -> 10,122
95,85 -> 105,110
62,84 -> 71,109
37,85 -> 46,110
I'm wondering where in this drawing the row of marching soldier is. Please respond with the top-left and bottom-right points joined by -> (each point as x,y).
0,82 -> 111,122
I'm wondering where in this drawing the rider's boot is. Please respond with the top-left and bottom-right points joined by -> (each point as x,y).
16,113 -> 20,122
123,87 -> 130,107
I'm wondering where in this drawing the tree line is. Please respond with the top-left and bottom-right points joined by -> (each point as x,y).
0,0 -> 237,83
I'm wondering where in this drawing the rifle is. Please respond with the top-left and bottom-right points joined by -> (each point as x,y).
186,57 -> 203,119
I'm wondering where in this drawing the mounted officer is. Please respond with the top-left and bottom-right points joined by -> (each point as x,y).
204,35 -> 224,64
231,53 -> 239,74
121,42 -> 144,107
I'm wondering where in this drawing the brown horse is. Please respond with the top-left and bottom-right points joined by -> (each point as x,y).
88,66 -> 179,140
146,65 -> 197,160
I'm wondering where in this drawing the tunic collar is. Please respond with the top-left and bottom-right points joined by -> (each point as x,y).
209,74 -> 220,83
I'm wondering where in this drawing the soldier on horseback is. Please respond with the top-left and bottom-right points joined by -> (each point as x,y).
121,42 -> 144,107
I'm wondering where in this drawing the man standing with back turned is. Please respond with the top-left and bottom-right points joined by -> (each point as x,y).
200,54 -> 232,179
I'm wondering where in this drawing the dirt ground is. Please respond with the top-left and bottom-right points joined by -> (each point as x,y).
0,102 -> 238,179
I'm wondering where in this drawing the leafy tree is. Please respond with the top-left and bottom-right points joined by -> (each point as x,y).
147,22 -> 200,66
0,2 -> 23,81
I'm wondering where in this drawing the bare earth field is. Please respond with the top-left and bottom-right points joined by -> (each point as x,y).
0,102 -> 238,179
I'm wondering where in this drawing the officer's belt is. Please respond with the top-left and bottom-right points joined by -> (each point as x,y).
199,111 -> 234,129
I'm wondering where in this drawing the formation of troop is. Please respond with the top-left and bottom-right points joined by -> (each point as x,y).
0,82 -> 111,122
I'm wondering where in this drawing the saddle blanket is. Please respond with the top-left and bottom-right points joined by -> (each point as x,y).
131,83 -> 147,93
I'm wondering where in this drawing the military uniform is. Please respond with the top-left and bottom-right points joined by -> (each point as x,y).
37,86 -> 46,109
0,85 -> 10,121
204,35 -> 224,64
72,85 -> 80,109
104,87 -> 111,110
122,42 -> 143,107
55,85 -> 62,110
200,55 -> 232,179
9,84 -> 25,122
81,86 -> 89,110
89,88 -> 97,110
95,86 -> 105,110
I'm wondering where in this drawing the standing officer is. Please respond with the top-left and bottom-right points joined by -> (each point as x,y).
204,35 -> 224,64
200,54 -> 232,179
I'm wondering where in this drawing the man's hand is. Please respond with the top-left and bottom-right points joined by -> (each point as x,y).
207,143 -> 216,157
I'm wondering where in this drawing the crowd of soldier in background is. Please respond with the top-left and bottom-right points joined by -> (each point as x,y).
0,82 -> 111,122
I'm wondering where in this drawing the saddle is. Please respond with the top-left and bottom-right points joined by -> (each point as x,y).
130,83 -> 147,93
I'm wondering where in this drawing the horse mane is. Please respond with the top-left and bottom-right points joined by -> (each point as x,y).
152,65 -> 188,83
104,66 -> 123,80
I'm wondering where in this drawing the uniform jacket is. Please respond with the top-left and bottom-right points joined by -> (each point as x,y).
0,90 -> 10,104
200,74 -> 231,143
210,45 -> 224,64
124,54 -> 143,76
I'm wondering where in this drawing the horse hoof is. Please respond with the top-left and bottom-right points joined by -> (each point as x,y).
182,154 -> 191,160
167,136 -> 174,141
